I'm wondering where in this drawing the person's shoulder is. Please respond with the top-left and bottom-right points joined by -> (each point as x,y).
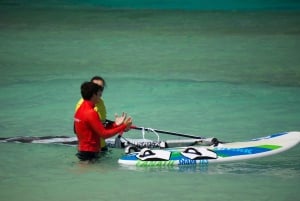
96,98 -> 105,107
100,98 -> 105,104
86,108 -> 99,120
75,98 -> 84,111
77,98 -> 84,105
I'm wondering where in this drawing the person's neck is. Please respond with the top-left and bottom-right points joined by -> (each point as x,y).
87,94 -> 98,105
84,99 -> 95,107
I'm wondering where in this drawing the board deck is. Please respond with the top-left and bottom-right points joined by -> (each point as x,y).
118,131 -> 300,166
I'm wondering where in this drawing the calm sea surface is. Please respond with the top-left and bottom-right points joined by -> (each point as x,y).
0,4 -> 300,201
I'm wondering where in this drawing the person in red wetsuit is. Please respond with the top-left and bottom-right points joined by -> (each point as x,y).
74,81 -> 132,162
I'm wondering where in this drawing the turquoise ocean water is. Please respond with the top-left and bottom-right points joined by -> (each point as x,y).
1,1 -> 300,201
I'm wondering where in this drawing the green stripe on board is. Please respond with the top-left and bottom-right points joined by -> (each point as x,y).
136,160 -> 175,167
257,145 -> 282,150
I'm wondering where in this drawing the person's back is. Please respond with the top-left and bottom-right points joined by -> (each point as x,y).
75,100 -> 100,152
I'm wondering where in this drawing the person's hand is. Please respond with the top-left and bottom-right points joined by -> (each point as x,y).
123,117 -> 132,132
114,112 -> 127,126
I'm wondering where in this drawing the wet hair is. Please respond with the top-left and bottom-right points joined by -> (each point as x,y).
90,76 -> 106,88
80,81 -> 102,100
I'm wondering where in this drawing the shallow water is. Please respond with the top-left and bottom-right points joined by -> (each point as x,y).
0,4 -> 300,201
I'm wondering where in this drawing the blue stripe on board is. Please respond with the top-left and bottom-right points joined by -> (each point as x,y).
251,132 -> 287,141
121,153 -> 138,161
214,146 -> 277,157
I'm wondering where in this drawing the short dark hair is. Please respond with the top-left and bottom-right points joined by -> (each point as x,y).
90,76 -> 106,88
80,81 -> 101,100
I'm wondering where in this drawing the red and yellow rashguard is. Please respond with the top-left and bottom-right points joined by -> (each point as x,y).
74,100 -> 126,152
75,97 -> 107,149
